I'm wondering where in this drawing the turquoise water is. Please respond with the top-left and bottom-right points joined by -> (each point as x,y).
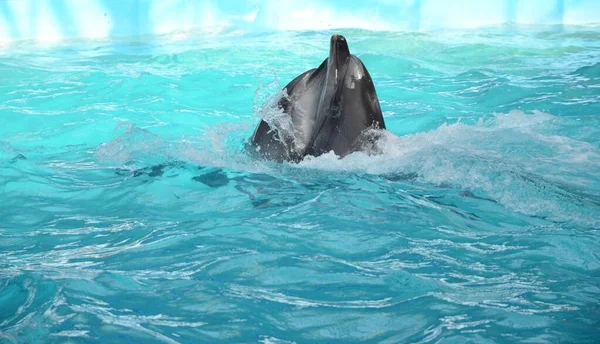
1,27 -> 600,343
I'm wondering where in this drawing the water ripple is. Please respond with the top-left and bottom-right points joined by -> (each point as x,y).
1,28 -> 599,343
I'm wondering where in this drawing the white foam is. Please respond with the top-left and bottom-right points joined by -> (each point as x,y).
290,111 -> 600,224
95,110 -> 599,225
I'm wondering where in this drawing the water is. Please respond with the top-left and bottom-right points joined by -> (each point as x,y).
1,26 -> 600,343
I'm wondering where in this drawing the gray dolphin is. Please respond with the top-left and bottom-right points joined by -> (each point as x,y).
248,34 -> 386,162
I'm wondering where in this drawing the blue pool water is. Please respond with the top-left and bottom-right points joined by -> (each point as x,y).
1,27 -> 600,343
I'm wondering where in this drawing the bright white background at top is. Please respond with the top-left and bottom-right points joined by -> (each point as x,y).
0,0 -> 599,42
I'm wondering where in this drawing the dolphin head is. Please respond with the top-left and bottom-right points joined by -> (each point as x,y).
316,35 -> 351,126
328,34 -> 351,81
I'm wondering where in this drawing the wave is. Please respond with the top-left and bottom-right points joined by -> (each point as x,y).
90,110 -> 600,226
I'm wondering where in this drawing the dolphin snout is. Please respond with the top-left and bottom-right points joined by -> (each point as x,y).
329,34 -> 350,69
331,34 -> 346,45
330,34 -> 348,52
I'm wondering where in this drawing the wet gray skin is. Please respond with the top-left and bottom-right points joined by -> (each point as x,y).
249,34 -> 386,162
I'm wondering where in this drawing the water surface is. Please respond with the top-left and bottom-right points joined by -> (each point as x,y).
1,27 -> 599,343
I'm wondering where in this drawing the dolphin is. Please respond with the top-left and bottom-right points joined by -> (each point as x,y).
248,34 -> 386,162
